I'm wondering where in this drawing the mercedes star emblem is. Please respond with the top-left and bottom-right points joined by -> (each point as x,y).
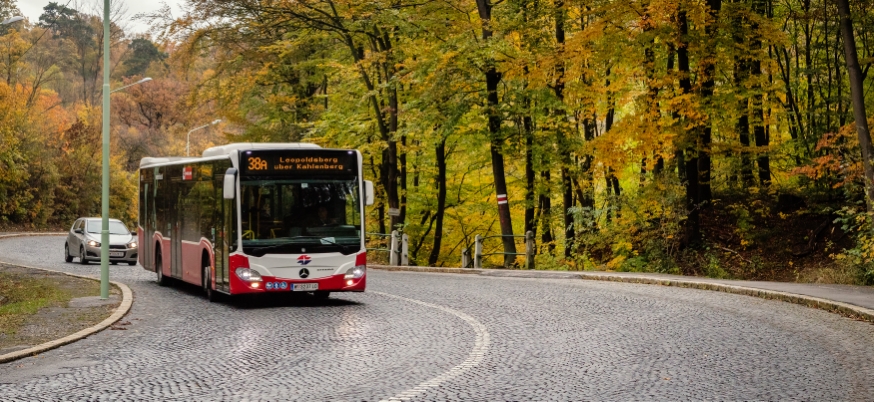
299,268 -> 310,278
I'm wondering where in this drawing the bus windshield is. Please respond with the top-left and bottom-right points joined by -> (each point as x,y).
240,178 -> 361,256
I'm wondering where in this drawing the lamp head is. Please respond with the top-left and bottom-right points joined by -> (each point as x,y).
2,16 -> 24,25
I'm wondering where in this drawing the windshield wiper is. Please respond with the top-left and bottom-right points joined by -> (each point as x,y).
247,242 -> 295,253
248,236 -> 351,253
288,236 -> 351,253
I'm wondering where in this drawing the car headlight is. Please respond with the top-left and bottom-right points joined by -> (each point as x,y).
87,240 -> 100,247
127,241 -> 138,249
344,265 -> 366,279
235,268 -> 262,282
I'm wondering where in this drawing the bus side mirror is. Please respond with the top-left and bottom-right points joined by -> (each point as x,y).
223,168 -> 237,200
364,180 -> 374,206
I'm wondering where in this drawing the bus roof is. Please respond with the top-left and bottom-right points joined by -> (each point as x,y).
139,156 -> 196,168
139,142 -> 322,168
202,142 -> 321,157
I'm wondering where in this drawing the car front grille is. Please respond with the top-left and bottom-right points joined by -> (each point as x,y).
109,245 -> 127,250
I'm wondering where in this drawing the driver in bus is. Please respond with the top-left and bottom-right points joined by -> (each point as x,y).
314,205 -> 337,226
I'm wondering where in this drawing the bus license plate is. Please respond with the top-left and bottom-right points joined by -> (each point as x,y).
293,283 -> 318,291
109,252 -> 124,258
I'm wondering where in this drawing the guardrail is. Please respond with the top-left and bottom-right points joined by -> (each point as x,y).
462,231 -> 535,269
370,230 -> 534,269
366,230 -> 408,266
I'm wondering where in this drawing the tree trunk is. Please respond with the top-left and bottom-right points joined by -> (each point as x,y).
580,120 -> 596,214
554,0 -> 573,258
751,0 -> 771,186
343,33 -> 400,231
642,1 -> 664,177
539,170 -> 554,252
640,158 -> 647,188
698,0 -> 722,204
803,0 -> 814,143
428,138 -> 447,266
524,115 -> 536,235
386,141 -> 401,229
399,135 -> 407,225
476,0 -> 516,266
605,69 -> 620,218
678,4 -> 700,245
837,0 -> 874,209
667,44 -> 685,182
732,8 -> 754,187
561,166 -> 573,259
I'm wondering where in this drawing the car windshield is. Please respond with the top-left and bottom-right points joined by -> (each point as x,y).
86,220 -> 130,235
239,178 -> 361,256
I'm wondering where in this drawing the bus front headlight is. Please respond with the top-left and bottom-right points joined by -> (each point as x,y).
344,265 -> 365,279
235,268 -> 263,282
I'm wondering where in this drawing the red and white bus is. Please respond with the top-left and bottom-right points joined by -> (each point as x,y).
138,143 -> 374,301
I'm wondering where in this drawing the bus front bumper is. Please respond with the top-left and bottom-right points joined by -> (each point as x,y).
230,272 -> 365,295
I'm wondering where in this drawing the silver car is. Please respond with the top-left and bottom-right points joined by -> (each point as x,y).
65,218 -> 138,266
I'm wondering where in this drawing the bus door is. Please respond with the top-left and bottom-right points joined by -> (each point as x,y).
212,195 -> 231,292
142,181 -> 152,270
171,187 -> 183,279
148,174 -> 158,269
213,162 -> 233,292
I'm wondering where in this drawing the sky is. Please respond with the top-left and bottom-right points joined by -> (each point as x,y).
16,0 -> 184,34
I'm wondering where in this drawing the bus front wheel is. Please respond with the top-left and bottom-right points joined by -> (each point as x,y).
155,249 -> 168,286
203,263 -> 218,302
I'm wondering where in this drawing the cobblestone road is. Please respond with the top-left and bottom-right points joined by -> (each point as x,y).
1,236 -> 873,400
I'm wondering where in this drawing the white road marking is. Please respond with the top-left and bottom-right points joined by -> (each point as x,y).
373,291 -> 490,402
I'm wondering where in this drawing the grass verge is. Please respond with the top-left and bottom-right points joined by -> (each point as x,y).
0,270 -> 99,339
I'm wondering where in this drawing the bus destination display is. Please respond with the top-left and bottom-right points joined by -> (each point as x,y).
243,150 -> 356,176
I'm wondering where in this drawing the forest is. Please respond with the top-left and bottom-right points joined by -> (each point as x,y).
1,0 -> 873,284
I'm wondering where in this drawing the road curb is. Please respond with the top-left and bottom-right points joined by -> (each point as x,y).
370,265 -> 874,324
0,233 -> 134,364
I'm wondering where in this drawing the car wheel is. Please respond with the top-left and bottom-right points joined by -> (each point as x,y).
155,249 -> 168,286
313,291 -> 331,299
78,247 -> 88,265
64,243 -> 73,263
203,264 -> 218,302
127,261 -> 136,266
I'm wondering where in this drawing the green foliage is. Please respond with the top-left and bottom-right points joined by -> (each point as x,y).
727,201 -> 761,249
0,0 -> 20,21
566,174 -> 686,274
534,252 -> 570,271
702,252 -> 732,279
123,38 -> 166,77
3,0 -> 874,286
831,207 -> 874,285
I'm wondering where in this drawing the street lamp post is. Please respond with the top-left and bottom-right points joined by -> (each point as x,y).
100,0 -> 111,299
94,74 -> 152,300
186,119 -> 221,157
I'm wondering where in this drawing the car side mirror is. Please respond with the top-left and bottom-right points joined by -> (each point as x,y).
364,180 -> 374,206
223,168 -> 237,200
74,228 -> 83,234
